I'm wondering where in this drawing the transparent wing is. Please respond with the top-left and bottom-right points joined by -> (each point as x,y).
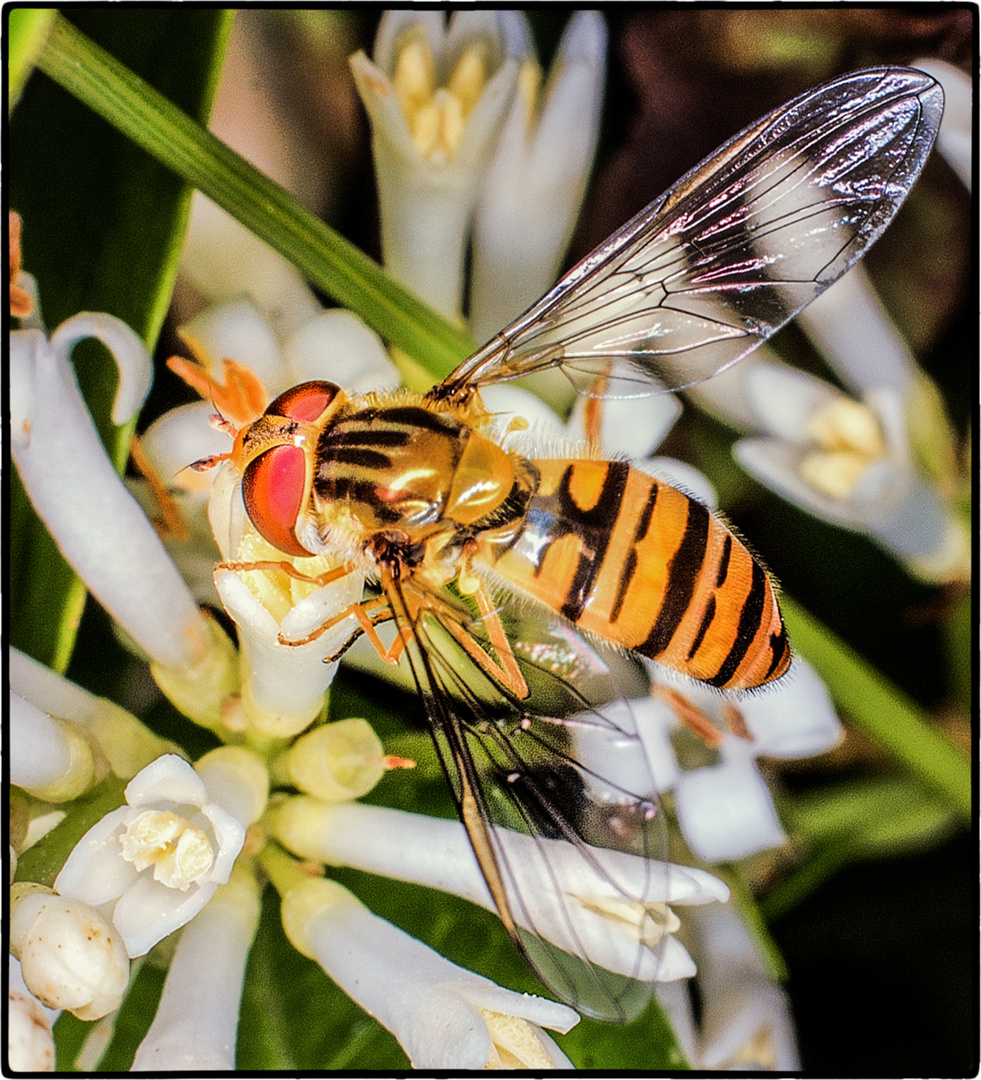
386,577 -> 677,1022
436,67 -> 943,400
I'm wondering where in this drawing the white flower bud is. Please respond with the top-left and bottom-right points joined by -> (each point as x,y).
11,887 -> 129,1021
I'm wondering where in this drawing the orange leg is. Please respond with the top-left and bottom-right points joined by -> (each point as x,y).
217,559 -> 358,589
654,685 -> 723,748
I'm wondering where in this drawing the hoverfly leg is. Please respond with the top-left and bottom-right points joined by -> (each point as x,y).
129,434 -> 192,541
581,361 -> 614,447
722,701 -> 751,740
217,559 -> 358,589
653,685 -> 723,747
278,596 -> 399,657
445,576 -> 529,700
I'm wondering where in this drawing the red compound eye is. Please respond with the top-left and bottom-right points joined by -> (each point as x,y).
266,381 -> 339,423
242,444 -> 311,557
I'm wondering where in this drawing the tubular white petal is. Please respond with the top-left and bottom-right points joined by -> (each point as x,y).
54,808 -> 138,904
471,11 -> 607,338
795,266 -> 915,396
688,903 -> 800,1071
180,294 -> 287,392
568,389 -> 680,460
741,363 -> 842,445
131,872 -> 261,1072
282,310 -> 401,394
10,692 -> 95,800
655,981 -> 698,1065
215,568 -> 363,736
275,798 -> 726,979
125,754 -> 208,808
674,747 -> 787,863
111,873 -> 219,958
283,877 -> 577,1069
478,383 -> 567,444
198,802 -> 247,883
139,401 -> 233,495
653,934 -> 698,982
637,458 -> 717,510
49,312 -> 152,425
195,746 -> 269,827
913,59 -> 972,190
11,327 -> 213,671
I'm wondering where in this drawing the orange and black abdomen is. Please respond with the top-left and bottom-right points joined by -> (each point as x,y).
482,459 -> 790,690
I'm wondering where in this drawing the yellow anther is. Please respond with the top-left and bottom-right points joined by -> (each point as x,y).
119,809 -> 214,890
447,41 -> 489,117
517,57 -> 543,131
806,397 -> 886,459
478,1009 -> 555,1070
392,33 -> 436,114
392,33 -> 492,160
801,397 -> 887,499
799,449 -> 872,500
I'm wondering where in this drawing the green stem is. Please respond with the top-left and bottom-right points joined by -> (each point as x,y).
36,13 -> 475,381
782,596 -> 971,821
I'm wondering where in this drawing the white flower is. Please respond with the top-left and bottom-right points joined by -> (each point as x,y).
9,312 -> 240,730
633,659 -> 841,863
731,361 -> 968,582
688,903 -> 800,1071
350,10 -> 520,317
209,467 -> 366,738
53,755 -> 248,958
673,739 -> 789,864
273,798 -> 727,984
10,886 -> 129,1021
470,11 -> 607,340
138,298 -> 399,615
8,957 -> 57,1072
130,869 -> 261,1071
280,876 -> 578,1069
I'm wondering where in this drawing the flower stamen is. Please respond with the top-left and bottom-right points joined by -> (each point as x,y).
119,809 -> 215,890
800,397 -> 888,499
392,32 -> 490,161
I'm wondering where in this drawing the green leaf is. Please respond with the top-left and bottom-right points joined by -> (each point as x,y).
7,7 -> 56,109
782,595 -> 971,821
8,9 -> 232,671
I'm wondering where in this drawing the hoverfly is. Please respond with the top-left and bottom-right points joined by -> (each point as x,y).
210,67 -> 942,1020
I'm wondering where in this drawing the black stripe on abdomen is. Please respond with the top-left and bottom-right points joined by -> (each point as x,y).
559,462 -> 631,623
706,560 -> 767,687
642,498 -> 710,657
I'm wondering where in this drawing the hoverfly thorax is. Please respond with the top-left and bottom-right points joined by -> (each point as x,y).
234,380 -> 346,557
310,394 -> 538,540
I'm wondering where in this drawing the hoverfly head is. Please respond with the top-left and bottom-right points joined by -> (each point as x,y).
234,380 -> 345,558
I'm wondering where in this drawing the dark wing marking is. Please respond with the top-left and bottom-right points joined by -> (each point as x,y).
435,67 -> 943,400
384,576 -> 673,1022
